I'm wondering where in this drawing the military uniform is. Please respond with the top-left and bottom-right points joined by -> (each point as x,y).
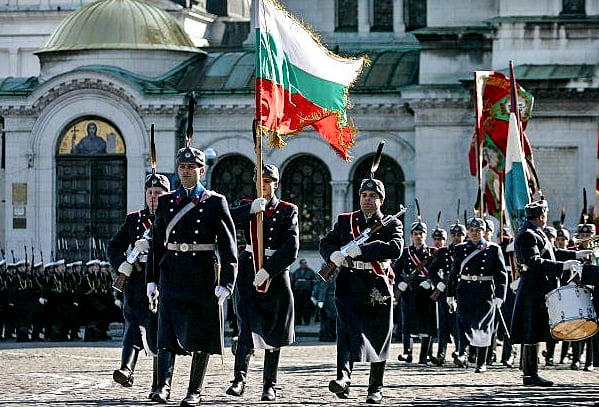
320,177 -> 403,404
447,217 -> 507,372
226,168 -> 299,400
146,145 -> 237,406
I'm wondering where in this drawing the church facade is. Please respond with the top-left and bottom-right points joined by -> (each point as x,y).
0,0 -> 597,262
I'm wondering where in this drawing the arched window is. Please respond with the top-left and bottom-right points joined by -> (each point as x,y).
561,0 -> 585,15
404,0 -> 426,32
56,117 -> 127,261
352,154 -> 405,216
336,0 -> 358,32
371,0 -> 393,32
281,155 -> 332,250
210,154 -> 255,206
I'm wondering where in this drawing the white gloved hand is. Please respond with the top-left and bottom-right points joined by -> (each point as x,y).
73,302 -> 78,307
214,286 -> 231,305
115,299 -> 122,308
576,249 -> 593,260
505,241 -> 515,253
492,297 -> 503,308
253,268 -> 270,287
318,301 -> 324,309
436,282 -> 446,292
446,296 -> 455,306
118,261 -> 133,277
146,282 -> 159,302
509,277 -> 520,292
135,238 -> 150,253
419,280 -> 432,290
38,297 -> 47,305
345,241 -> 362,259
250,198 -> 268,214
330,251 -> 348,267
310,296 -> 318,306
568,263 -> 584,284
398,281 -> 408,292
446,296 -> 457,312
563,259 -> 580,271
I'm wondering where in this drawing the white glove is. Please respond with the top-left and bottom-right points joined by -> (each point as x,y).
115,299 -> 122,308
214,286 -> 231,305
330,251 -> 348,267
318,301 -> 324,309
398,281 -> 408,292
73,302 -> 78,307
576,249 -> 593,260
345,241 -> 362,258
505,241 -> 515,253
436,282 -> 446,292
492,297 -> 503,308
310,296 -> 318,306
509,277 -> 520,291
446,296 -> 455,306
563,259 -> 580,271
419,280 -> 432,290
134,238 -> 150,253
146,282 -> 159,302
568,263 -> 584,284
250,198 -> 268,214
253,268 -> 270,287
38,297 -> 47,305
118,261 -> 133,277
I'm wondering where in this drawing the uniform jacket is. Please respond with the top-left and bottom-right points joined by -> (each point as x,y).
511,220 -> 575,344
320,209 -> 403,362
147,183 -> 237,354
230,195 -> 299,348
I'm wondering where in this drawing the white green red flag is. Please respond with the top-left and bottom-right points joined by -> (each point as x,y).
254,0 -> 366,160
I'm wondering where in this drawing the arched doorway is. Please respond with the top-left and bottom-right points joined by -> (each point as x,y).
352,154 -> 405,216
280,155 -> 332,250
210,154 -> 255,206
56,117 -> 127,261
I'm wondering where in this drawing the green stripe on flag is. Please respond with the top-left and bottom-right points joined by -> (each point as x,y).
256,29 -> 348,113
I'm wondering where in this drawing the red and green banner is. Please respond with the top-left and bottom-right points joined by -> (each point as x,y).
469,71 -> 535,218
255,0 -> 366,160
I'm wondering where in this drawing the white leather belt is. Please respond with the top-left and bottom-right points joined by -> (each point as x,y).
167,243 -> 216,252
350,260 -> 391,270
461,274 -> 493,282
245,245 -> 276,256
138,255 -> 148,263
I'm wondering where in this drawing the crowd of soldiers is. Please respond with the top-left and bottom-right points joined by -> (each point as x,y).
0,257 -> 122,342
393,206 -> 599,375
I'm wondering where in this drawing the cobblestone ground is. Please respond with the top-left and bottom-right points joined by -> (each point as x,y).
1,337 -> 599,407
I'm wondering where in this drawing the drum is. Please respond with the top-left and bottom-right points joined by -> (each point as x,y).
545,284 -> 598,341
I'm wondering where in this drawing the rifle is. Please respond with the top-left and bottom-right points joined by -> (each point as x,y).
112,225 -> 151,293
319,205 -> 407,281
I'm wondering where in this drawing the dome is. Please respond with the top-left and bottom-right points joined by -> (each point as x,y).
36,0 -> 199,54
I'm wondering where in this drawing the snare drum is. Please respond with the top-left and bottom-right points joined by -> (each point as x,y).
545,284 -> 598,341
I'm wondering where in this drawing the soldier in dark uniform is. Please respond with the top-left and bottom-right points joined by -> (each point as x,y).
108,172 -> 170,393
14,260 -> 33,341
146,145 -> 237,406
446,217 -> 507,373
428,222 -> 463,366
0,260 -> 8,339
511,200 -> 592,386
312,269 -> 337,342
225,164 -> 299,401
320,178 -> 403,404
290,258 -> 317,325
30,261 -> 48,341
394,217 -> 437,365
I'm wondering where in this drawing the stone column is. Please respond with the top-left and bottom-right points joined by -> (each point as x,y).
330,180 -> 350,227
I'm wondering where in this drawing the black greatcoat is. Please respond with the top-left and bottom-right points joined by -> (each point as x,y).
230,195 -> 299,348
511,220 -> 575,344
107,208 -> 157,354
147,185 -> 237,355
320,210 -> 403,362
447,241 -> 507,347
394,245 -> 438,336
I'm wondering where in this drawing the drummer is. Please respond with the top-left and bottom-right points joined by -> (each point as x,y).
511,199 -> 592,386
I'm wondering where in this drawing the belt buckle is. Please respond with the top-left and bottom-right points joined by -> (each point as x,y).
471,275 -> 478,282
180,243 -> 189,252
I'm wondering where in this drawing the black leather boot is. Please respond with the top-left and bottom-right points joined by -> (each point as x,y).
226,343 -> 252,396
113,346 -> 139,387
148,356 -> 158,399
398,337 -> 413,362
544,340 -> 556,366
329,348 -> 352,398
365,361 -> 385,404
571,341 -> 582,370
419,336 -> 431,365
475,347 -> 487,373
261,349 -> 280,401
152,350 -> 176,403
584,339 -> 594,371
180,352 -> 209,406
522,344 -> 553,386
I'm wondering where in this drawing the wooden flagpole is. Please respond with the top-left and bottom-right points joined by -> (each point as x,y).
473,71 -> 485,216
254,0 -> 264,270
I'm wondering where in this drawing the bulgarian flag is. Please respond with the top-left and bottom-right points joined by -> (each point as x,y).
255,0 -> 366,160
